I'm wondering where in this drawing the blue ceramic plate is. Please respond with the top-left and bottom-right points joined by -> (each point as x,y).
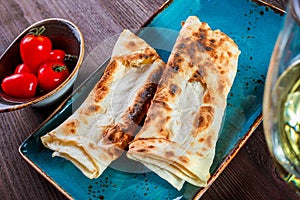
19,0 -> 284,199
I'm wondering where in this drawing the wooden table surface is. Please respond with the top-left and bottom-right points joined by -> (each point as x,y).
0,0 -> 298,199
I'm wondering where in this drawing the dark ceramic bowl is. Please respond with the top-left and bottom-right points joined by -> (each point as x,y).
0,18 -> 84,111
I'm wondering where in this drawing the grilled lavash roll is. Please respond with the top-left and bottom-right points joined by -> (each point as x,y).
41,30 -> 165,179
127,16 -> 241,190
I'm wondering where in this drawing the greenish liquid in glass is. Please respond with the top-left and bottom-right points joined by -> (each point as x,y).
274,62 -> 300,190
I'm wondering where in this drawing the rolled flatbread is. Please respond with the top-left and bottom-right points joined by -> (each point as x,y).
127,16 -> 240,190
41,30 -> 165,179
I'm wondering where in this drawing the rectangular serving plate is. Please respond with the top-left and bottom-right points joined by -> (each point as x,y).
19,0 -> 284,199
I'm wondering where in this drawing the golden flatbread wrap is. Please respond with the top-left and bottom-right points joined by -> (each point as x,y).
41,30 -> 165,179
127,16 -> 240,190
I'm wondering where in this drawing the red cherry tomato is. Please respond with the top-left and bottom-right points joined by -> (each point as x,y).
14,63 -> 32,74
20,26 -> 52,74
1,73 -> 38,98
49,49 -> 66,63
38,61 -> 70,92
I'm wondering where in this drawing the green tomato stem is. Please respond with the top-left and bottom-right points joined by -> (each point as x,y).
52,65 -> 66,72
64,54 -> 78,62
28,26 -> 46,36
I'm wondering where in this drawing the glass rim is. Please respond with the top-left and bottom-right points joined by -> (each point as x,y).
291,0 -> 300,23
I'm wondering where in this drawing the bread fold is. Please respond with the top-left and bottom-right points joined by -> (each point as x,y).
41,30 -> 165,178
127,16 -> 240,190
